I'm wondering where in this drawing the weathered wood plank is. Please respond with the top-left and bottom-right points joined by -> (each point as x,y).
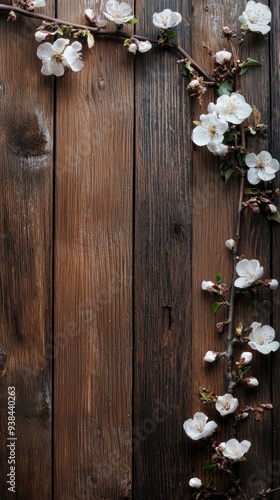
270,1 -> 280,494
191,1 -> 272,497
54,1 -> 133,498
0,3 -> 54,498
133,2 -> 192,498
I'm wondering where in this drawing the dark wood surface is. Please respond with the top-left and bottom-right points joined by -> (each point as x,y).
0,0 -> 279,498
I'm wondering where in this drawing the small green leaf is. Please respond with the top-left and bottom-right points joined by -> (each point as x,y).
225,168 -> 234,182
217,80 -> 233,97
237,152 -> 246,167
223,131 -> 237,144
165,29 -> 177,39
239,66 -> 248,76
239,57 -> 261,68
202,460 -> 217,472
238,366 -> 250,380
127,17 -> 137,24
211,301 -> 224,314
244,188 -> 260,195
215,273 -> 222,284
267,210 -> 280,223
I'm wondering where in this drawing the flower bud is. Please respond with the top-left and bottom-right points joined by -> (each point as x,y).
240,352 -> 252,365
204,351 -> 218,363
201,280 -> 215,291
189,477 -> 202,488
268,203 -> 278,214
225,238 -> 235,250
128,43 -> 137,54
245,377 -> 259,387
216,321 -> 225,333
215,50 -> 232,65
35,30 -> 50,42
85,8 -> 97,23
266,279 -> 279,290
235,322 -> 243,336
241,412 -> 249,419
7,10 -> 17,21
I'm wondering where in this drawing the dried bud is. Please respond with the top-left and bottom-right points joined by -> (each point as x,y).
235,322 -> 243,336
216,321 -> 225,333
7,10 -> 17,21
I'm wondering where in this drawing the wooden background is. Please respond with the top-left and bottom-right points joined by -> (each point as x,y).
0,0 -> 279,498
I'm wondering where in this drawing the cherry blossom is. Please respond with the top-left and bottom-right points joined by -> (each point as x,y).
220,438 -> 251,460
225,239 -> 235,250
37,39 -> 84,77
152,9 -> 182,29
183,412 -> 218,440
265,279 -> 279,290
239,1 -> 271,35
245,377 -> 259,387
208,93 -> 252,125
189,478 -> 202,488
234,259 -> 264,288
128,40 -> 152,54
207,141 -> 228,156
28,0 -> 46,7
103,1 -> 134,25
215,393 -> 239,416
240,351 -> 252,365
201,280 -> 215,291
85,8 -> 107,27
245,151 -> 280,185
192,112 -> 228,147
204,351 -> 219,363
248,322 -> 280,354
215,50 -> 232,65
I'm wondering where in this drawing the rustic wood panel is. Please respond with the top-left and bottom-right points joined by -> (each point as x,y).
54,1 -> 134,498
0,2 -> 54,498
270,1 -> 280,494
191,1 -> 273,497
133,1 -> 192,498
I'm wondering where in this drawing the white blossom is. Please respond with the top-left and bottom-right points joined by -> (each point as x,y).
215,50 -> 232,65
192,112 -> 228,147
248,322 -> 280,354
189,478 -> 202,488
35,30 -> 51,42
37,39 -> 84,77
225,239 -> 235,250
201,280 -> 215,291
239,1 -> 271,35
245,151 -> 280,185
220,438 -> 251,460
204,351 -> 218,363
240,351 -> 252,365
234,259 -> 264,288
208,93 -> 252,125
215,393 -> 239,416
266,279 -> 279,290
183,412 -> 218,440
245,376 -> 259,387
85,8 -> 107,27
207,142 -> 228,156
128,40 -> 152,54
103,1 -> 134,25
268,204 -> 278,214
152,9 -> 182,29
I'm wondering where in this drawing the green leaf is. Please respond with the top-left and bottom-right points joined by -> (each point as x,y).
127,17 -> 137,24
202,460 -> 217,472
211,301 -> 224,314
165,29 -> 177,39
217,80 -> 233,97
223,131 -> 237,144
244,188 -> 260,195
237,152 -> 246,167
239,66 -> 248,76
225,168 -> 234,182
239,57 -> 261,68
267,210 -> 280,223
215,273 -> 222,284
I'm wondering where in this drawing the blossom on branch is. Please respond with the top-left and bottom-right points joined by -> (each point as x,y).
245,376 -> 259,387
201,280 -> 215,291
215,50 -> 232,65
208,93 -> 252,125
183,412 -> 218,440
239,1 -> 271,35
127,39 -> 152,54
204,351 -> 219,363
234,259 -> 264,288
103,1 -> 135,25
37,39 -> 84,77
29,0 -> 46,7
85,8 -> 107,27
219,438 -> 251,461
191,112 -> 228,147
248,322 -> 280,354
215,393 -> 239,416
152,9 -> 182,29
189,478 -> 202,488
245,151 -> 280,185
239,351 -> 252,365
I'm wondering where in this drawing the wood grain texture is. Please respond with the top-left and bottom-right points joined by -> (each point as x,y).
191,1 -> 273,497
0,2 -> 54,498
270,1 -> 280,495
133,2 -> 192,498
54,1 -> 133,498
